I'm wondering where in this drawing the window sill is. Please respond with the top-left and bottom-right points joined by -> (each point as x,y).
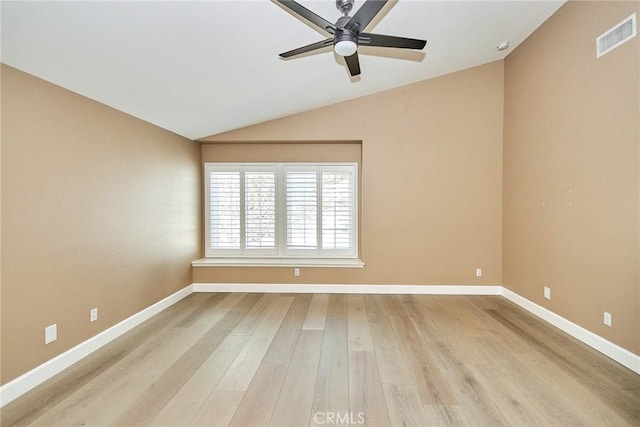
192,257 -> 365,268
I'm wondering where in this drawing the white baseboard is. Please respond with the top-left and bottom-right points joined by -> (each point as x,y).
501,288 -> 640,375
0,284 -> 193,407
192,283 -> 503,295
2,283 -> 637,408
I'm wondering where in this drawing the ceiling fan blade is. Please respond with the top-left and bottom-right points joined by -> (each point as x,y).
275,0 -> 336,35
359,33 -> 426,50
279,38 -> 333,58
345,0 -> 387,33
345,52 -> 361,76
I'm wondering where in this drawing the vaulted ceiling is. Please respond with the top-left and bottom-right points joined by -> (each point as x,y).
1,1 -> 565,139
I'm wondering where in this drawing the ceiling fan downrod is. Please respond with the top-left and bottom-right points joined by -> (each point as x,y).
335,0 -> 354,15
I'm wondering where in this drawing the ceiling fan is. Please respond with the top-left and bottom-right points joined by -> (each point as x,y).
276,0 -> 427,77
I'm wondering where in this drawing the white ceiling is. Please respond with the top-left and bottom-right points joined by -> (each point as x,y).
1,0 -> 564,140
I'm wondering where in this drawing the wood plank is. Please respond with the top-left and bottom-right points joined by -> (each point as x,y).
150,334 -> 249,426
431,295 -> 494,337
229,363 -> 288,426
187,297 -> 292,425
143,294 -> 259,426
302,293 -> 329,330
310,294 -> 350,427
175,293 -> 231,328
465,334 -> 588,426
362,295 -> 413,384
231,293 -> 278,336
381,295 -> 458,406
473,361 -> 560,425
388,296 -> 494,426
111,325 -> 238,426
229,293 -> 264,315
263,293 -> 312,363
397,294 -> 444,341
347,296 -> 388,426
382,384 -> 429,426
187,390 -> 244,427
270,330 -> 324,427
413,338 -> 497,425
422,404 -> 468,426
347,295 -> 374,352
348,351 -> 390,426
216,296 -> 293,391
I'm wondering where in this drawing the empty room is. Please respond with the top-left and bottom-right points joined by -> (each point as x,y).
1,0 -> 639,425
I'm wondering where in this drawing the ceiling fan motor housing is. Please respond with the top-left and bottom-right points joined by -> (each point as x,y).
334,29 -> 358,46
333,16 -> 359,56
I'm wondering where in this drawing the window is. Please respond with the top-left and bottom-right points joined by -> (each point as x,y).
204,163 -> 358,260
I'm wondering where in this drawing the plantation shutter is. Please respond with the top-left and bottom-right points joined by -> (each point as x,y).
209,170 -> 241,250
244,170 -> 276,250
322,169 -> 354,250
286,169 -> 318,250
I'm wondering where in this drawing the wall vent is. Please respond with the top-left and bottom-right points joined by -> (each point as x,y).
596,13 -> 636,58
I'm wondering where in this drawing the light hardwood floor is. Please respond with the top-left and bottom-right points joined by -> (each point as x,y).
1,293 -> 638,426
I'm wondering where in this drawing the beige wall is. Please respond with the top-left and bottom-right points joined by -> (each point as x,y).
503,1 -> 639,354
196,61 -> 505,286
1,65 -> 202,383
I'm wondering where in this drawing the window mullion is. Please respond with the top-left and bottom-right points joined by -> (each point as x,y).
317,167 -> 323,256
277,164 -> 285,256
240,168 -> 246,252
204,167 -> 211,256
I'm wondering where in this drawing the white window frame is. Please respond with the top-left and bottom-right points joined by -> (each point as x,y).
204,162 -> 359,262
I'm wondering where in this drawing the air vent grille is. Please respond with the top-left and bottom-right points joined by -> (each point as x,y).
596,13 -> 637,58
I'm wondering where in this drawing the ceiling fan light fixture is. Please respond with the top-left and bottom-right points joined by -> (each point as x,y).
334,40 -> 357,56
277,0 -> 427,77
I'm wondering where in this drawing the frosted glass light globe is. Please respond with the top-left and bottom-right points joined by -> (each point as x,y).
334,40 -> 357,57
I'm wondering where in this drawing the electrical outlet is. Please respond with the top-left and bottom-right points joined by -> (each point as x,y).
604,311 -> 612,327
45,324 -> 57,344
475,268 -> 482,277
90,308 -> 98,323
543,286 -> 551,300
294,268 -> 300,277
